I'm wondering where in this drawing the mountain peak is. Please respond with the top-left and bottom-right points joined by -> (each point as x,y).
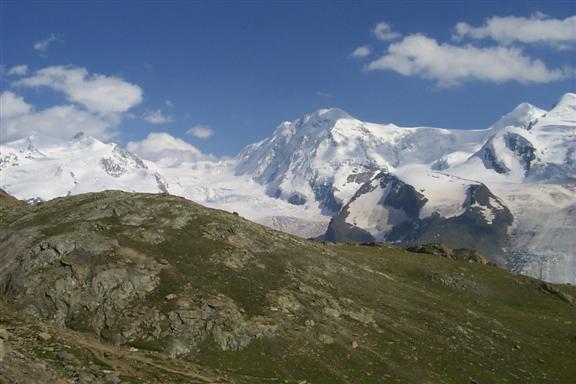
270,108 -> 355,138
551,92 -> 576,110
22,133 -> 68,149
491,102 -> 546,130
299,108 -> 355,128
311,108 -> 353,121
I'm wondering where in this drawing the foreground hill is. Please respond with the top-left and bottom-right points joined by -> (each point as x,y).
1,190 -> 575,383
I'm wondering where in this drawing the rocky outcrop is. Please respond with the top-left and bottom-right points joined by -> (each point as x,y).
0,191 -> 290,358
405,243 -> 491,265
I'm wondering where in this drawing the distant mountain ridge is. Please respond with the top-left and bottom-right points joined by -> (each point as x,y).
0,133 -> 169,202
1,93 -> 575,283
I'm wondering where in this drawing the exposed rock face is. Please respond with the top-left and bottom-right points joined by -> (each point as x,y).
325,173 -> 513,264
402,184 -> 513,264
325,172 -> 427,243
164,294 -> 277,354
475,129 -> 540,175
0,192 -> 289,357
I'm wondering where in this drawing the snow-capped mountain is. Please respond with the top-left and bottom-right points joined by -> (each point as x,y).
0,133 -> 169,202
452,95 -> 575,183
1,93 -> 574,283
0,134 -> 328,239
235,108 -> 494,214
235,93 -> 575,282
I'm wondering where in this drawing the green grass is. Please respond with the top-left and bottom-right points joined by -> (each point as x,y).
2,190 -> 575,383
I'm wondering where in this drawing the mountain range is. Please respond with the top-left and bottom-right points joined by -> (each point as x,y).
1,93 -> 574,284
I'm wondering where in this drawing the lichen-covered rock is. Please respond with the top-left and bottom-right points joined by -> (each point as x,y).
0,328 -> 6,363
406,243 -> 490,265
406,243 -> 453,257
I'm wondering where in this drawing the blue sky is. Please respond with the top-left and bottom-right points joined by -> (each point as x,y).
1,1 -> 574,157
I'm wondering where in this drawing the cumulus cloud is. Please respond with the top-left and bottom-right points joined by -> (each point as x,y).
1,65 -> 146,142
7,65 -> 29,76
350,45 -> 372,58
366,34 -> 571,86
126,132 -> 214,167
372,22 -> 401,41
143,109 -> 172,124
454,13 -> 576,49
186,125 -> 214,139
0,91 -> 33,119
15,66 -> 143,115
1,92 -> 113,142
33,34 -> 60,53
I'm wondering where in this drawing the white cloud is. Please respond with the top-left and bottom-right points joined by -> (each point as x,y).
454,13 -> 576,48
1,98 -> 113,142
165,99 -> 174,108
0,91 -> 33,119
33,34 -> 60,53
143,109 -> 172,124
372,22 -> 401,41
186,125 -> 214,139
15,66 -> 143,115
126,132 -> 214,167
366,34 -> 571,86
351,46 -> 372,58
2,65 -> 149,143
7,65 -> 29,76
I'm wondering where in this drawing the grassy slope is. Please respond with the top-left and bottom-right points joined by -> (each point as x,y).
1,190 -> 575,384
